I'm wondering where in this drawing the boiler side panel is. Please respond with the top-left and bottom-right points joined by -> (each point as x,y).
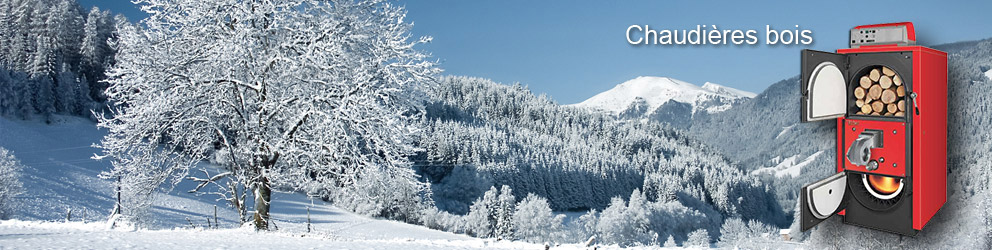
913,48 -> 948,230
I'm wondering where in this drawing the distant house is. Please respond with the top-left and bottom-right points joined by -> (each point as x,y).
780,229 -> 791,241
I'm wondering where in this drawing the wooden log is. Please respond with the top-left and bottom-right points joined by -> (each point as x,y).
879,75 -> 893,88
869,68 -> 881,81
893,75 -> 902,86
856,99 -> 865,108
868,84 -> 883,100
854,87 -> 866,99
860,76 -> 873,88
881,89 -> 897,104
861,103 -> 873,114
871,101 -> 885,114
896,85 -> 905,97
887,103 -> 898,113
898,100 -> 906,111
871,111 -> 881,116
882,67 -> 896,76
895,111 -> 905,116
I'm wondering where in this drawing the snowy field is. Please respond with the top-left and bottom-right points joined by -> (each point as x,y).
0,219 -> 549,249
0,116 -> 577,249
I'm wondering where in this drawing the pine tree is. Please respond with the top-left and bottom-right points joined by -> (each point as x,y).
0,147 -> 24,219
663,235 -> 677,247
54,66 -> 78,113
80,6 -> 112,101
47,0 -> 83,70
494,185 -> 515,240
30,37 -> 55,117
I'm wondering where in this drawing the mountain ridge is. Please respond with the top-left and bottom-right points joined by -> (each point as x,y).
568,76 -> 755,116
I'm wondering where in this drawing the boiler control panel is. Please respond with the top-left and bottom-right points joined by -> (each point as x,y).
840,119 -> 907,177
850,22 -> 916,48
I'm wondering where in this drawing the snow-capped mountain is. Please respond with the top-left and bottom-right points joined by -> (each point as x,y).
567,76 -> 756,127
567,76 -> 755,128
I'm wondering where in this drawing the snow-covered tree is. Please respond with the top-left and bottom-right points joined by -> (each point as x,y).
494,185 -> 515,240
79,6 -> 114,101
662,235 -> 677,247
685,228 -> 710,247
96,0 -> 437,230
0,0 -> 117,118
46,0 -> 83,70
512,193 -> 563,243
593,190 -> 657,246
29,36 -> 56,118
0,67 -> 14,115
0,147 -> 24,219
576,209 -> 599,240
465,186 -> 499,237
596,196 -> 634,245
717,217 -> 779,248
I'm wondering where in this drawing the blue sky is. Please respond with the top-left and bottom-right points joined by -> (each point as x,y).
79,0 -> 992,104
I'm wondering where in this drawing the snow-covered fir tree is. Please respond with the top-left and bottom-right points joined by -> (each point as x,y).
96,0 -> 438,230
465,186 -> 499,237
0,147 -> 23,219
79,6 -> 115,102
0,0 -> 120,118
494,185 -> 516,240
663,235 -> 677,247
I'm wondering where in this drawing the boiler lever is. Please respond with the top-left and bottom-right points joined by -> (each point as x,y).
910,92 -> 920,115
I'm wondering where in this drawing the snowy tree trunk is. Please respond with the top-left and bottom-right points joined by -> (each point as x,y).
253,176 -> 271,230
230,180 -> 247,224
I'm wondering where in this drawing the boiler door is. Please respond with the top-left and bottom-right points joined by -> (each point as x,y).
801,172 -> 849,231
801,49 -> 849,122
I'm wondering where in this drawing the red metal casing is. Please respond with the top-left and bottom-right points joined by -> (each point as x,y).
833,45 -> 948,230
838,119 -> 907,177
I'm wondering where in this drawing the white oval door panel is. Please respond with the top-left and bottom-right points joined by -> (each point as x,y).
807,172 -> 847,219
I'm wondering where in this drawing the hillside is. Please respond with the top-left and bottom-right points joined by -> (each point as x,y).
416,76 -> 788,245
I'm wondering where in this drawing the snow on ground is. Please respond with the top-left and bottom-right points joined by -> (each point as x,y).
985,68 -> 992,81
0,115 -> 116,222
750,151 -> 824,178
701,82 -> 757,99
775,124 -> 797,140
0,219 -> 550,249
0,116 -> 564,249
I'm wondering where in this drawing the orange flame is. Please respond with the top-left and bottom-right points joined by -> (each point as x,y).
867,175 -> 900,194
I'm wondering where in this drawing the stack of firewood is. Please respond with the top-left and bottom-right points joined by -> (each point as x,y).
853,66 -> 905,116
